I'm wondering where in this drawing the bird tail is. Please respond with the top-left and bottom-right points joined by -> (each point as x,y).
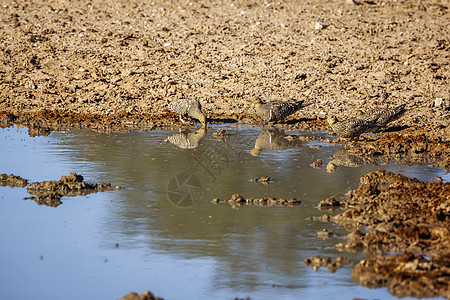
394,104 -> 407,114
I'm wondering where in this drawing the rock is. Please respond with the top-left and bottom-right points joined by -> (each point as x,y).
314,22 -> 328,30
434,98 -> 444,107
312,159 -> 323,168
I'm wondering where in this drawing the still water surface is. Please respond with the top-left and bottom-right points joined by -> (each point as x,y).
0,125 -> 447,300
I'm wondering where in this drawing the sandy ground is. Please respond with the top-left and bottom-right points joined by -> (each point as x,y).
1,1 -> 449,297
0,0 -> 449,135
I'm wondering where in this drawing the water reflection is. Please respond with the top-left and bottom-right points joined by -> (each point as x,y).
164,127 -> 206,149
250,128 -> 301,156
326,149 -> 374,173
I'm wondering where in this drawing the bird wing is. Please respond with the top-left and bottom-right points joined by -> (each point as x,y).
170,99 -> 190,115
269,101 -> 304,122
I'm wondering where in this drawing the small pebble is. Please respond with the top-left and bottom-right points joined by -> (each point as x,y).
315,22 -> 328,30
434,98 -> 443,107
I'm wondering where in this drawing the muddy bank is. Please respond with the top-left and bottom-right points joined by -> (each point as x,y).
1,172 -> 121,207
337,132 -> 450,171
313,170 -> 449,299
2,109 -> 449,171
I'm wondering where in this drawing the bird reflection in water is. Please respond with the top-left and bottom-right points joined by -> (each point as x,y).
326,149 -> 373,173
249,128 -> 300,156
164,127 -> 206,149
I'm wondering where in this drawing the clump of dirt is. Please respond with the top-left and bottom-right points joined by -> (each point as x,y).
212,193 -> 301,208
25,172 -> 122,207
1,172 -> 121,207
318,197 -> 345,211
0,173 -> 28,187
121,291 -> 163,300
304,255 -> 352,273
311,159 -> 323,169
352,252 -> 450,299
315,170 -> 450,299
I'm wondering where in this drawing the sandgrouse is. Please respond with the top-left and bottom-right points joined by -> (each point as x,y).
169,99 -> 206,126
251,98 -> 310,123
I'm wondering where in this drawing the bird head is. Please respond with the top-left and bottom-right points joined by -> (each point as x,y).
353,110 -> 364,119
196,126 -> 207,134
198,114 -> 207,127
326,162 -> 337,173
249,148 -> 261,156
250,97 -> 263,106
327,115 -> 338,126
192,111 -> 207,127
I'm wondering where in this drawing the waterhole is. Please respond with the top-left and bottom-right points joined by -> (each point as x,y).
0,125 -> 447,300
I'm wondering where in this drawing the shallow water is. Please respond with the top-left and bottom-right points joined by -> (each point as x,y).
0,125 -> 447,300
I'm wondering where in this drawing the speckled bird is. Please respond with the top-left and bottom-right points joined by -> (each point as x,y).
168,99 -> 206,126
354,104 -> 406,130
327,115 -> 371,140
251,97 -> 310,123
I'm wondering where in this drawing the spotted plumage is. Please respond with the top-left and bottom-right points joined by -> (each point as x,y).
164,127 -> 206,149
354,104 -> 406,130
327,115 -> 371,139
326,149 -> 366,173
250,128 -> 293,156
169,99 -> 206,126
251,98 -> 310,123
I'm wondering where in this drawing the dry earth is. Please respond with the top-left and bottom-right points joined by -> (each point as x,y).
0,0 -> 448,133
